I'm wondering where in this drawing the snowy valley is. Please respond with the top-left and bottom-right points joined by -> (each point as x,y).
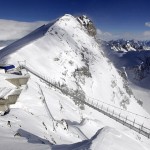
0,14 -> 150,150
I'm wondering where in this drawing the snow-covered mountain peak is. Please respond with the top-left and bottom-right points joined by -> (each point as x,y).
0,14 -> 150,149
2,13 -> 150,118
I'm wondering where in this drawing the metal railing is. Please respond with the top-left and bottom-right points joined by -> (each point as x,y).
21,64 -> 150,138
85,98 -> 150,138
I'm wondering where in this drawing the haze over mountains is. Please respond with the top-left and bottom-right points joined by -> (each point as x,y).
0,14 -> 150,150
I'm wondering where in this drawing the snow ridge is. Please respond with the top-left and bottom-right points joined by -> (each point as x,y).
0,21 -> 56,60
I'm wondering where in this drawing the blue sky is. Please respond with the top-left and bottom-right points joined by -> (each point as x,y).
0,0 -> 150,40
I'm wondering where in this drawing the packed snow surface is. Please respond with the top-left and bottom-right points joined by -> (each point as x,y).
53,127 -> 147,150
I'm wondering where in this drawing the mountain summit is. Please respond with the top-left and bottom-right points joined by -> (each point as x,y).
0,14 -> 150,149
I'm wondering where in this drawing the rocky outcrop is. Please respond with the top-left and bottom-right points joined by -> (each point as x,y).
77,15 -> 96,37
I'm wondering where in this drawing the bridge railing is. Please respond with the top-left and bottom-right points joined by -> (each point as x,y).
21,64 -> 150,138
86,99 -> 150,137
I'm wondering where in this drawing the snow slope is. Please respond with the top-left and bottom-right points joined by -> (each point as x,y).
102,42 -> 150,114
52,127 -> 146,150
0,14 -> 150,149
0,21 -> 56,59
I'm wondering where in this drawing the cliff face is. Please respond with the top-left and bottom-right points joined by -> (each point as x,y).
77,15 -> 97,36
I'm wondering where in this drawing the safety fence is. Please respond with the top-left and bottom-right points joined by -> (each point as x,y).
20,64 -> 150,138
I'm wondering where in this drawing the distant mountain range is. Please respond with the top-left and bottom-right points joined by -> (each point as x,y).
107,39 -> 150,52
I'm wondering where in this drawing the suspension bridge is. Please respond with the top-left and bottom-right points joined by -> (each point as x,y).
20,64 -> 150,138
